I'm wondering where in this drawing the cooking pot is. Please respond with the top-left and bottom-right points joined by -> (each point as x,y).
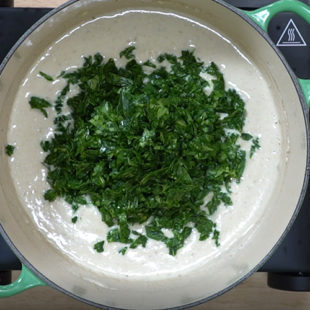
0,0 -> 309,309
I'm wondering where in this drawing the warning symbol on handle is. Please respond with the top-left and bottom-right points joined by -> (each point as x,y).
276,19 -> 307,47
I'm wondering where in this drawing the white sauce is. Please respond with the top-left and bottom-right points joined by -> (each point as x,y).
7,11 -> 282,279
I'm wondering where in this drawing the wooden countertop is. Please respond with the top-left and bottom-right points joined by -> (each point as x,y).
6,1 -> 310,309
15,0 -> 65,7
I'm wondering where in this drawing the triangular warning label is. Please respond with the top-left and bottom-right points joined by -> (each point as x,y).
276,19 -> 307,47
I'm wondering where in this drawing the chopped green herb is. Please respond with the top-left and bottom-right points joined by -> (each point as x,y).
166,227 -> 192,256
55,84 -> 70,114
250,137 -> 260,158
5,144 -> 15,156
43,189 -> 57,202
241,133 -> 253,141
71,204 -> 80,213
94,240 -> 105,253
142,59 -> 156,68
39,71 -> 54,81
71,216 -> 78,223
32,47 -> 258,256
119,46 -> 136,59
107,228 -> 121,243
130,231 -> 148,249
29,96 -> 51,117
119,246 -> 128,255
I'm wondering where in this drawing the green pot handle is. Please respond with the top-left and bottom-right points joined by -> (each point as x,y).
0,264 -> 46,297
243,0 -> 310,107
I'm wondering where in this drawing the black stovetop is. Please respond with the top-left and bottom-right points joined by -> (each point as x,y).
0,0 -> 310,290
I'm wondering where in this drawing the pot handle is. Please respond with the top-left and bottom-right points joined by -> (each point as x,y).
0,264 -> 46,297
243,0 -> 310,106
299,79 -> 310,107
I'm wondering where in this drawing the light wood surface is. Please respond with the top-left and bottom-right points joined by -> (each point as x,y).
14,0 -> 66,7
6,0 -> 310,309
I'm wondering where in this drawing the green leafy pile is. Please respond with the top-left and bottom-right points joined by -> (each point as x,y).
30,47 -> 259,256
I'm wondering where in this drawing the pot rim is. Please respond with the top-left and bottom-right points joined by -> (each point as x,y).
0,0 -> 309,309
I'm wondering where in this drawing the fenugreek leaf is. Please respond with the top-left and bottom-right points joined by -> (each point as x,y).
5,144 -> 15,156
29,96 -> 51,117
94,240 -> 105,253
39,71 -> 54,81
